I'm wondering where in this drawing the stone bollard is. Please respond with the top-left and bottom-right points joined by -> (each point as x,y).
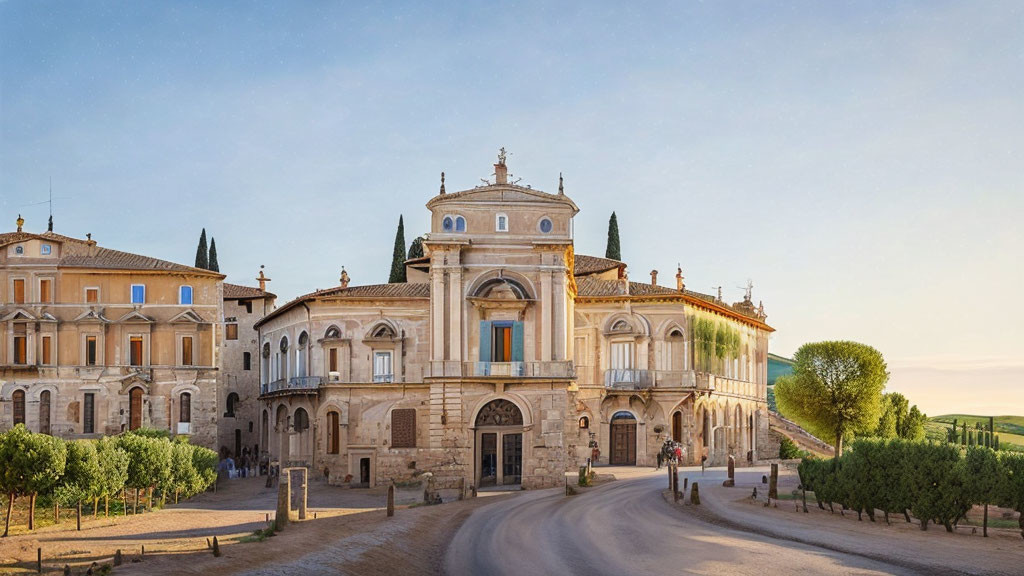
212,536 -> 221,557
37,548 -> 41,573
114,549 -> 122,566
769,463 -> 779,500
673,466 -> 679,501
683,477 -> 688,492
387,485 -> 395,518
667,464 -> 673,489
723,455 -> 735,487
63,565 -> 70,576
690,482 -> 701,505
275,471 -> 291,531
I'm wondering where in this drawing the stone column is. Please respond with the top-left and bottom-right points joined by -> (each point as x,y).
541,269 -> 552,361
449,267 -> 462,363
430,256 -> 446,362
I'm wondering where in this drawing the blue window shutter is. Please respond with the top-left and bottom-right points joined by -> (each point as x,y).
512,321 -> 524,362
479,321 -> 492,362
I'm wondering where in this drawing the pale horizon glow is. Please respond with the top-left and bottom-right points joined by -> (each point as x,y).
2,1 -> 1021,416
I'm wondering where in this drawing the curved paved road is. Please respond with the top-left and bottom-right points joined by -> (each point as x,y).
445,468 -> 911,576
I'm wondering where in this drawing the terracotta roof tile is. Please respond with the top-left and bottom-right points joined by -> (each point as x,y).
255,282 -> 430,328
224,283 -> 275,300
573,254 -> 623,276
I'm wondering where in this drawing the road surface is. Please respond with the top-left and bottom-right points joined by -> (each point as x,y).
444,467 -> 912,576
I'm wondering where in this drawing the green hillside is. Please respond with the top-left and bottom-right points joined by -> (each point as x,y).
927,414 -> 1024,451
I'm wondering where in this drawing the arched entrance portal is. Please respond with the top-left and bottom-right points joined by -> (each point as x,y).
475,399 -> 523,487
610,411 -> 637,465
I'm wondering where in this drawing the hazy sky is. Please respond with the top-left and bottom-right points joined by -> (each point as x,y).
2,1 -> 1021,415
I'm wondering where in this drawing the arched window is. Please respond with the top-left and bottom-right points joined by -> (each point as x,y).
294,408 -> 309,432
39,390 -> 51,435
279,336 -> 289,353
225,392 -> 239,417
442,216 -> 454,232
579,415 -> 590,429
371,323 -> 396,339
180,392 -> 192,423
475,399 -> 523,427
455,216 -> 466,232
296,331 -> 309,377
611,319 -> 631,333
325,326 -> 341,339
12,389 -> 25,426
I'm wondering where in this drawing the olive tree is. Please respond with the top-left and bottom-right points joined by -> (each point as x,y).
774,341 -> 888,456
998,451 -> 1024,540
55,440 -> 101,530
0,425 -> 67,535
118,434 -> 171,513
96,437 -> 129,516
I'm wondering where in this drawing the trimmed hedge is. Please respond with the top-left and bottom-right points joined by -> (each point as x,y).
798,438 -> 1024,538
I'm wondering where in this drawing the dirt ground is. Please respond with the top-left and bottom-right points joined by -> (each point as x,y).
0,476 -> 506,575
681,466 -> 1024,576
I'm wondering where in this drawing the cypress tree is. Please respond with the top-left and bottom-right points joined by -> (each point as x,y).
605,212 -> 621,261
208,238 -> 220,272
388,216 -> 407,283
194,229 -> 209,270
408,235 -> 425,259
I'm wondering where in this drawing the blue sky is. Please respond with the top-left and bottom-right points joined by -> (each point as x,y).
2,1 -> 1022,415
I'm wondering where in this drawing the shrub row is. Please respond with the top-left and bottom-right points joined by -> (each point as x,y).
798,438 -> 1024,538
0,424 -> 217,536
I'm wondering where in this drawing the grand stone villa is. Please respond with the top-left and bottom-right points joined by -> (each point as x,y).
255,153 -> 775,490
0,217 -> 224,447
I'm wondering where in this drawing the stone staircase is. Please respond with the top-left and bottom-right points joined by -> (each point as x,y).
768,411 -> 834,458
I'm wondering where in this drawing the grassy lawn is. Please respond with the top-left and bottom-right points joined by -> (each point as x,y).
928,415 -> 1024,451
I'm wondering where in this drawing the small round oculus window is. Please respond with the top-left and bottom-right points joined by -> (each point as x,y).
539,218 -> 553,234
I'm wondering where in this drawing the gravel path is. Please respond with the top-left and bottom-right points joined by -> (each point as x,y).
445,467 -> 912,576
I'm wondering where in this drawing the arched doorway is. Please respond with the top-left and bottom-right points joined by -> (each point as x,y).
129,387 -> 144,430
671,411 -> 683,443
261,409 -> 269,457
275,404 -> 290,464
610,411 -> 637,465
475,399 -> 523,487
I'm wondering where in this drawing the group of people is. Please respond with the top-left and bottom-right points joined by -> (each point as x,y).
218,446 -> 263,478
656,439 -> 686,469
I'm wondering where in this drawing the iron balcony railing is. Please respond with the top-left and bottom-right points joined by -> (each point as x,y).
372,373 -> 395,383
261,376 -> 322,395
424,361 -> 574,378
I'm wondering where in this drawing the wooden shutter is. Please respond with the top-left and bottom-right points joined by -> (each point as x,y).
479,321 -> 492,362
12,390 -> 25,425
42,336 -> 52,364
391,408 -> 416,448
40,279 -> 51,303
13,279 -> 25,304
83,393 -> 95,433
511,321 -> 524,362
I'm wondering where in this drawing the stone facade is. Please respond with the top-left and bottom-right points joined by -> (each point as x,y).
0,217 -> 223,448
256,154 -> 773,490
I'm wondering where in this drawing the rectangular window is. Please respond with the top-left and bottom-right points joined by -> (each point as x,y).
243,351 -> 251,371
329,348 -> 338,373
40,244 -> 52,255
85,287 -> 99,303
179,285 -> 193,305
225,323 -> 238,340
182,336 -> 193,366
42,336 -> 52,364
610,342 -> 634,370
391,408 -> 416,448
131,284 -> 145,304
129,336 -> 143,366
13,391 -> 25,425
492,324 -> 512,362
39,279 -> 52,303
83,393 -> 95,434
373,351 -> 393,383
86,336 -> 98,366
13,279 -> 25,304
14,336 -> 27,364
180,393 -> 191,423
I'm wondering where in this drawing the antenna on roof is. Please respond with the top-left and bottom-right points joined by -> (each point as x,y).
20,178 -> 70,232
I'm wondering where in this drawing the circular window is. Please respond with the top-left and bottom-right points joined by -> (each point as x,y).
298,332 -> 309,347
279,337 -> 289,353
442,216 -> 454,232
539,218 -> 553,233
15,246 -> 24,255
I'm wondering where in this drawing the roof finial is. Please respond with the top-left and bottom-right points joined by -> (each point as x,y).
494,148 -> 509,184
257,265 -> 271,292
340,267 -> 350,289
439,171 -> 446,195
48,215 -> 53,232
558,172 -> 564,195
497,147 -> 507,166
16,214 -> 24,232
676,264 -> 684,292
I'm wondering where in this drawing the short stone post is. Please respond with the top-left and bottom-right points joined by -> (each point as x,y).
673,466 -> 680,502
387,485 -> 395,518
275,469 -> 291,531
667,464 -> 673,489
37,547 -> 41,573
114,550 -> 122,566
690,482 -> 700,505
683,477 -> 688,492
769,463 -> 779,500
295,468 -> 308,521
212,536 -> 221,557
723,455 -> 735,487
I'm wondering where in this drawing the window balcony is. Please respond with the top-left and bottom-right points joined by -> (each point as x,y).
373,373 -> 395,383
424,361 -> 574,379
261,376 -> 322,395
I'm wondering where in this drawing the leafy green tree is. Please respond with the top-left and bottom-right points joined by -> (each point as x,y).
166,441 -> 200,503
881,439 -> 914,523
997,452 -> 1024,540
0,426 -> 67,534
96,437 -> 128,516
191,445 -> 219,494
408,235 -> 425,259
605,212 -> 621,260
874,393 -> 927,441
208,237 -> 219,272
195,228 -> 208,270
963,447 -> 1004,537
774,341 -> 888,456
388,215 -> 407,283
118,434 -> 172,513
905,442 -> 967,531
55,440 -> 102,529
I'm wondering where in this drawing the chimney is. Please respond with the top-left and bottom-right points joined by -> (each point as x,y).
16,214 -> 24,232
650,269 -> 658,286
340,267 -> 350,289
256,266 -> 271,292
676,265 -> 685,292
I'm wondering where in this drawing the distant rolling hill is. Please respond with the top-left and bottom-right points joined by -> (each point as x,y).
926,415 -> 1024,451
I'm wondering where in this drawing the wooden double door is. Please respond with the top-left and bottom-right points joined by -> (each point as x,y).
610,419 -> 637,465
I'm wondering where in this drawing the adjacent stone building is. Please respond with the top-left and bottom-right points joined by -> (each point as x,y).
256,153 -> 774,490
217,276 -> 276,458
0,217 -> 224,447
